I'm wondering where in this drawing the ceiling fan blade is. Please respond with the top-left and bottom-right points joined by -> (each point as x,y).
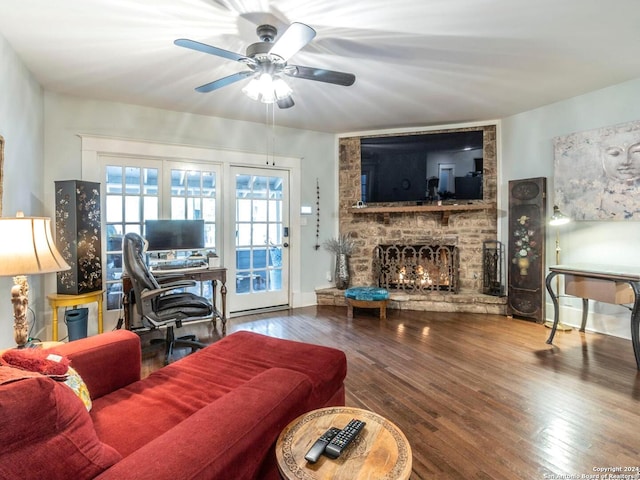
269,22 -> 316,61
285,65 -> 355,86
175,38 -> 255,65
277,96 -> 295,109
195,71 -> 255,93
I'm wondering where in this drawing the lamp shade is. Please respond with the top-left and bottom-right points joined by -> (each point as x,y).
0,213 -> 70,276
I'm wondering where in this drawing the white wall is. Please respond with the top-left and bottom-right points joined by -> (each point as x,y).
0,33 -> 45,348
43,92 -> 338,334
501,77 -> 640,339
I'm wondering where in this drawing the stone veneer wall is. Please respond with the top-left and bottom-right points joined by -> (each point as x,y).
338,125 -> 498,293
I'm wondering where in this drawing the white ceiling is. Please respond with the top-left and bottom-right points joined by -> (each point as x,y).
1,0 -> 640,134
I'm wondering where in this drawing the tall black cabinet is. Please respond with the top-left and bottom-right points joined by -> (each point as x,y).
54,180 -> 102,295
508,177 -> 547,321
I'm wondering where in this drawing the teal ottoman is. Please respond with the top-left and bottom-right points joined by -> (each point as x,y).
344,287 -> 390,320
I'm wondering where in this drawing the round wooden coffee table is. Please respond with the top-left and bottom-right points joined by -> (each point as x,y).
276,406 -> 412,480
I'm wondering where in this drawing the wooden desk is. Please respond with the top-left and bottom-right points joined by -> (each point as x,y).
123,267 -> 227,333
276,406 -> 412,480
545,264 -> 640,369
47,291 -> 104,341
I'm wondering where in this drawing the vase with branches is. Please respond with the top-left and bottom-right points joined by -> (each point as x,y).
323,234 -> 355,290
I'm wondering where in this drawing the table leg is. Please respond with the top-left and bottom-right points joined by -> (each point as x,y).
629,282 -> 640,370
211,279 -> 218,329
220,281 -> 227,335
545,271 -> 560,344
97,294 -> 104,334
52,306 -> 59,342
579,298 -> 589,332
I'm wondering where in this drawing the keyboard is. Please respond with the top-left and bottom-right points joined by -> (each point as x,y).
152,265 -> 209,274
152,261 -> 208,272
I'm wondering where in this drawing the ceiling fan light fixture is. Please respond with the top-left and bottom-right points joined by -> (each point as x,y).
273,78 -> 292,100
241,78 -> 261,100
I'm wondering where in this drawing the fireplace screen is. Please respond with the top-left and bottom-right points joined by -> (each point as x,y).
373,244 -> 459,293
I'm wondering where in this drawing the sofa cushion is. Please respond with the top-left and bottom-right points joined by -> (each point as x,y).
94,368 -> 312,480
196,331 -> 347,408
0,366 -> 121,480
90,331 -> 346,458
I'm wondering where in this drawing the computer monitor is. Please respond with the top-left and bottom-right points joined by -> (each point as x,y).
144,219 -> 205,252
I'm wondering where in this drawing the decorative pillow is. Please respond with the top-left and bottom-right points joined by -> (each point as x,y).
1,348 -> 70,376
64,366 -> 92,411
1,349 -> 92,410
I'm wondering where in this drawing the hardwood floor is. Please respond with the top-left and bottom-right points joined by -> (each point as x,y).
140,306 -> 640,479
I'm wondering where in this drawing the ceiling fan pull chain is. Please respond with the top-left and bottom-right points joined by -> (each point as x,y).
271,104 -> 276,166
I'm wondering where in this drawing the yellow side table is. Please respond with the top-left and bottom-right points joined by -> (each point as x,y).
47,291 -> 104,341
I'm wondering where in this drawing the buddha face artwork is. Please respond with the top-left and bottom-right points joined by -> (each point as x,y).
554,120 -> 640,220
601,140 -> 640,182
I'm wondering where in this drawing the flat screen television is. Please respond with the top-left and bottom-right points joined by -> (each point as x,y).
360,130 -> 484,203
144,219 -> 205,252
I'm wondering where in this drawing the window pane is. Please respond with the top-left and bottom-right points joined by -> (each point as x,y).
203,172 -> 215,197
203,198 -> 215,221
124,167 -> 141,195
268,200 -> 281,222
106,166 -> 123,194
143,197 -> 158,220
237,224 -> 251,246
204,224 -> 215,249
268,224 -> 281,245
187,197 -> 202,219
237,199 -> 252,222
143,168 -> 158,195
253,223 -> 267,245
253,200 -> 267,222
187,171 -> 201,196
171,198 -> 185,219
124,196 -> 140,223
106,196 -> 123,223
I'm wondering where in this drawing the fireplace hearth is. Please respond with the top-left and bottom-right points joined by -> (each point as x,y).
373,244 -> 459,293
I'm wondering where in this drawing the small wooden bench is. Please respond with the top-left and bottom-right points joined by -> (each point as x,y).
344,287 -> 390,320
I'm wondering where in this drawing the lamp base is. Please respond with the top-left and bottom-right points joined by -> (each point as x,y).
543,320 -> 573,331
11,276 -> 29,347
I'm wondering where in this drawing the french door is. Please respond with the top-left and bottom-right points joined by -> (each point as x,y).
226,167 -> 290,313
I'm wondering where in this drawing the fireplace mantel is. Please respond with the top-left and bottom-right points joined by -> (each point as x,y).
352,202 -> 495,226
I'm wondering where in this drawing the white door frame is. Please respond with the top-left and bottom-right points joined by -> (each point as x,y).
80,135 -> 302,329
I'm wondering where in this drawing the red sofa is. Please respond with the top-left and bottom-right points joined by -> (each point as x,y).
0,329 -> 347,480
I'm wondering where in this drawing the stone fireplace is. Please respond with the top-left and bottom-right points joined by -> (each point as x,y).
316,124 -> 507,315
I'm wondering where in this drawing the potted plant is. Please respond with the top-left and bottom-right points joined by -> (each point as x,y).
323,234 -> 355,290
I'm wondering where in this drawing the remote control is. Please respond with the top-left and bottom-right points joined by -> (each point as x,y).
324,419 -> 366,459
304,427 -> 342,463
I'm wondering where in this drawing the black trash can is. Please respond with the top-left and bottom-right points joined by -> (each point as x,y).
65,308 -> 88,341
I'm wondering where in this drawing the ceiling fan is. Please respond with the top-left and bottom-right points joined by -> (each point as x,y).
175,22 -> 356,109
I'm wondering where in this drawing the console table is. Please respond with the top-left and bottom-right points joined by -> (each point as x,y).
545,264 -> 640,369
47,290 -> 104,341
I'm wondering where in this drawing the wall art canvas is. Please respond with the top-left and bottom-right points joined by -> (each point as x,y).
554,120 -> 640,221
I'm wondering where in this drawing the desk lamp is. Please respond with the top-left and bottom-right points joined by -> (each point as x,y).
545,205 -> 572,330
0,212 -> 70,347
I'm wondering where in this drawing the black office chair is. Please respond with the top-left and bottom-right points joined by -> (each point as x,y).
122,232 -> 212,364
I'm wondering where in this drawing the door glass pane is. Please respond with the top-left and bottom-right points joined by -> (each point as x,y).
124,196 -> 140,223
125,167 -> 141,194
169,167 -> 217,251
106,196 -> 122,223
104,164 -> 159,311
235,172 -> 284,295
143,197 -> 158,220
